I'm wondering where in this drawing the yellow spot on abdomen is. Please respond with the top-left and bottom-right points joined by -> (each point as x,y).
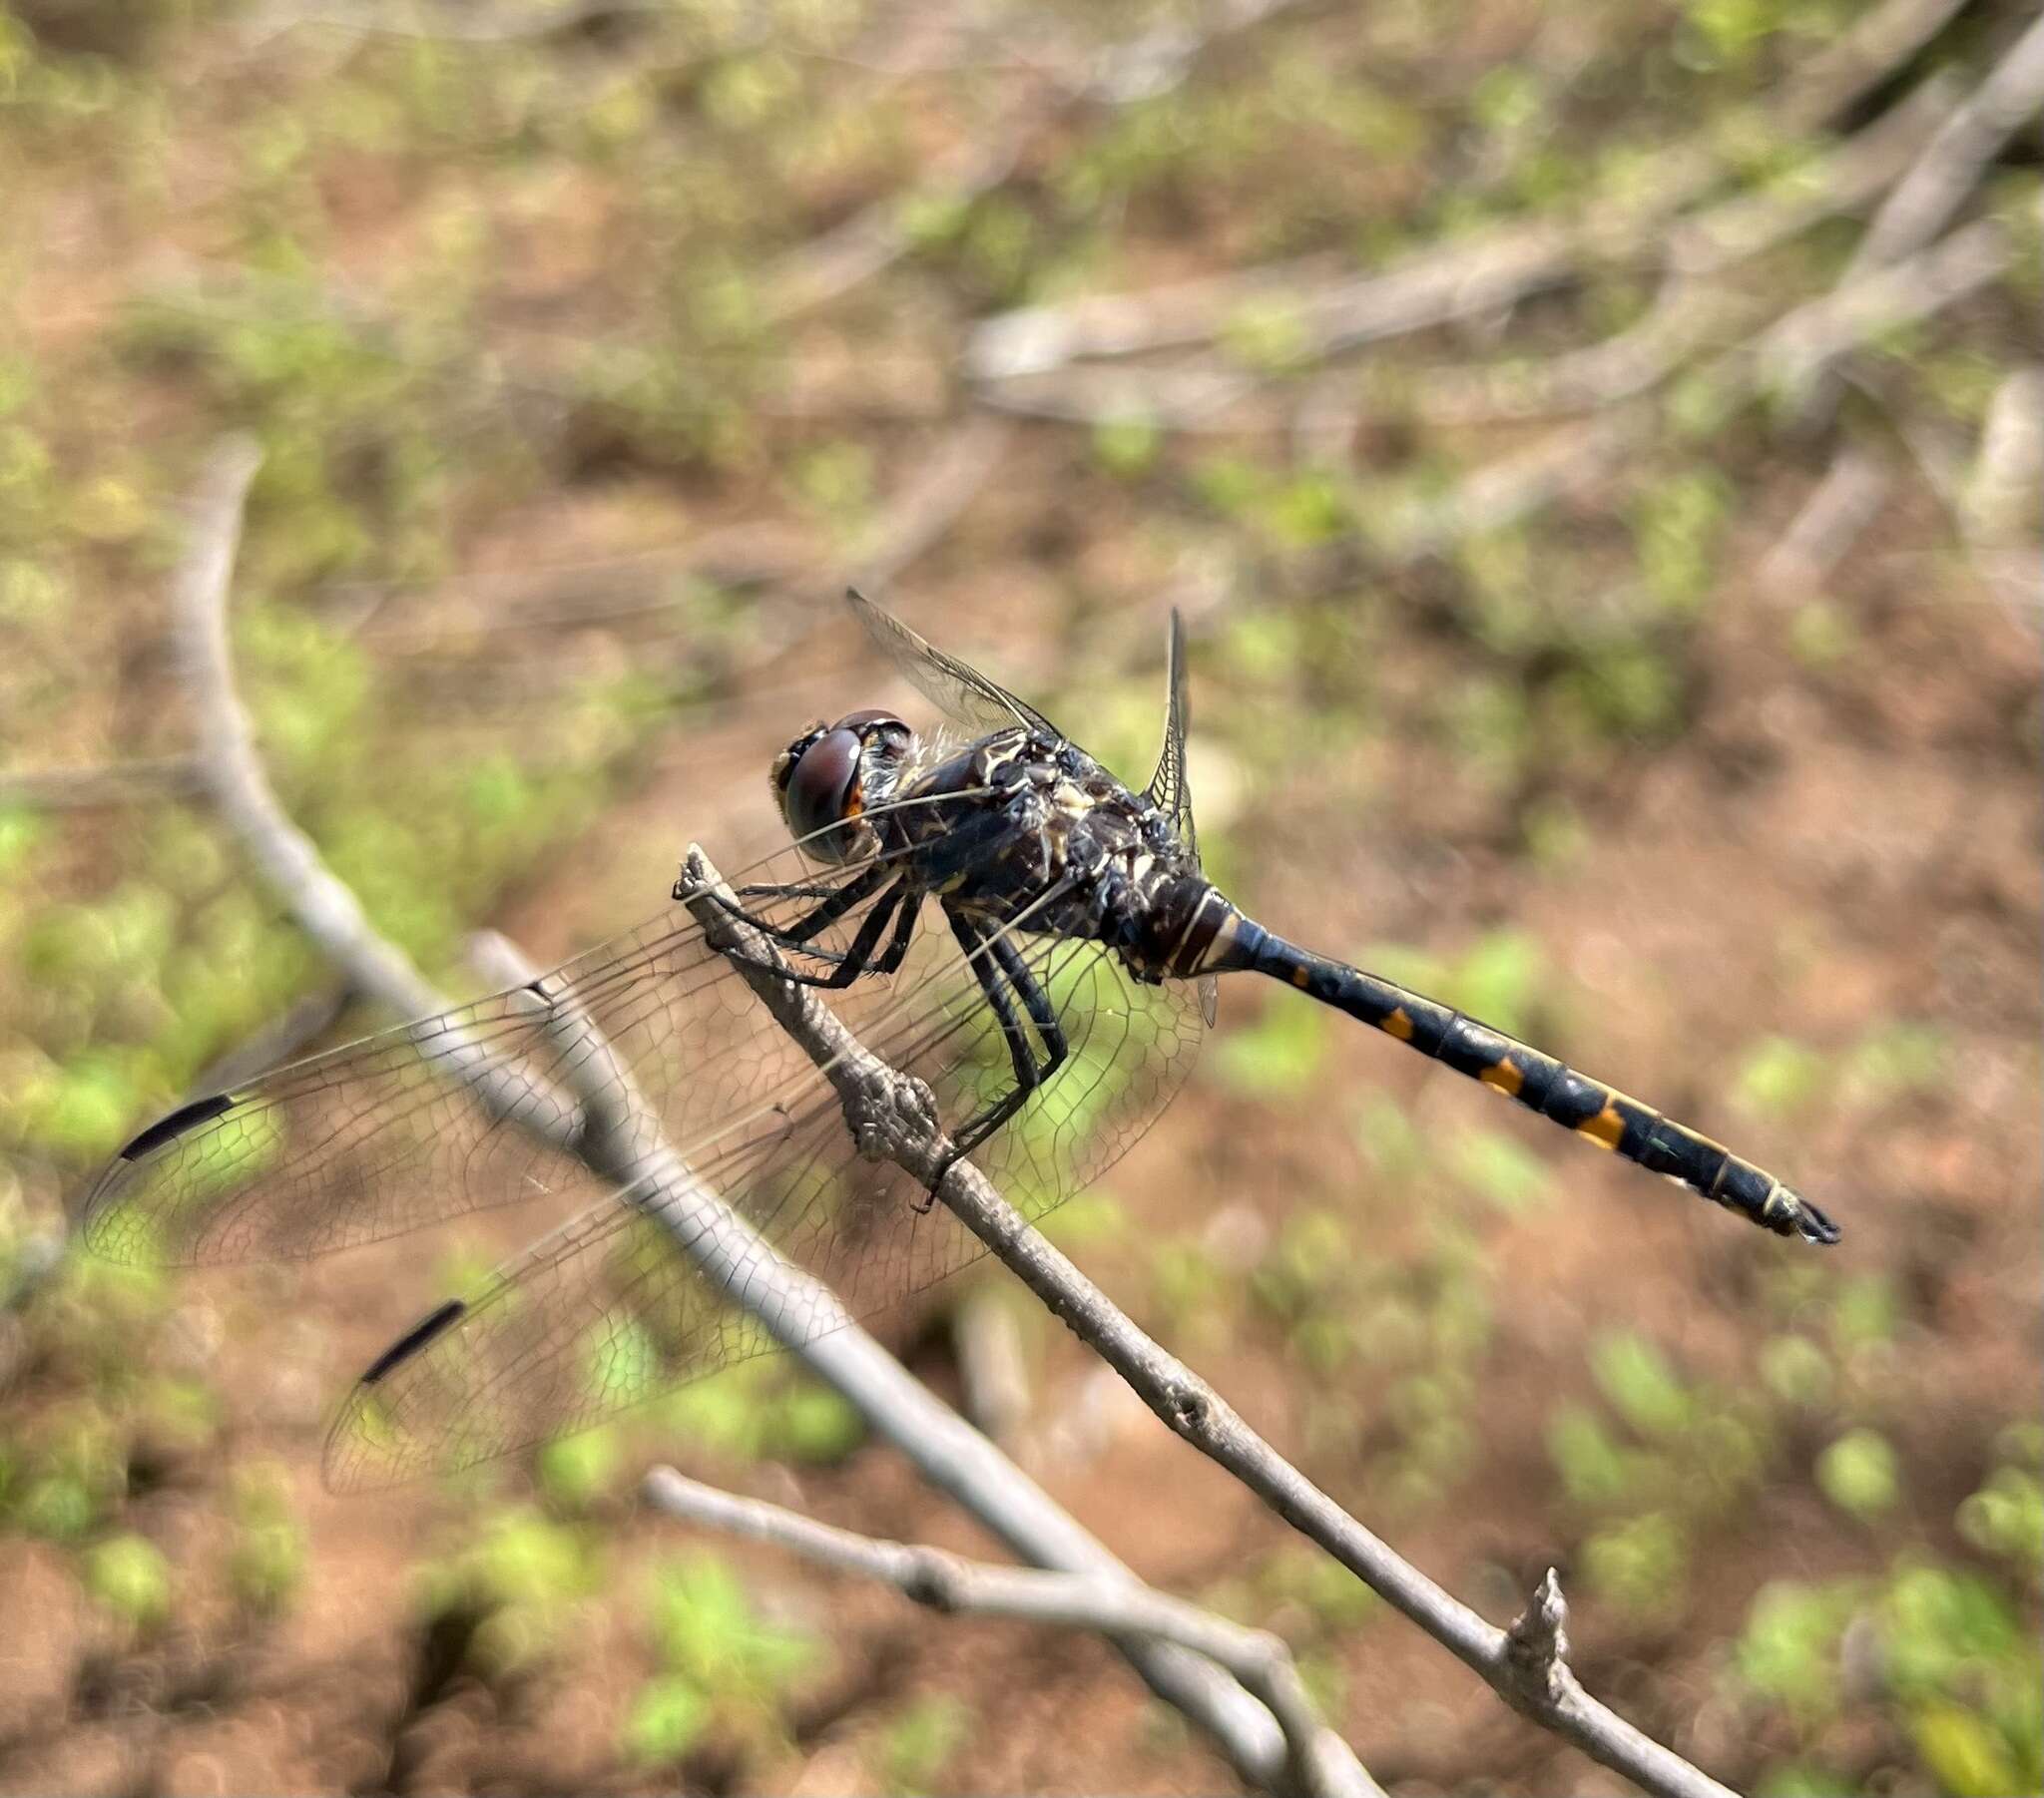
1579,1104 -> 1626,1151
1290,964 -> 1311,989
1382,1007 -> 1414,1042
1479,1059 -> 1524,1098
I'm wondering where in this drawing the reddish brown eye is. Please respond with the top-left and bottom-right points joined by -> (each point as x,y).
782,726 -> 861,847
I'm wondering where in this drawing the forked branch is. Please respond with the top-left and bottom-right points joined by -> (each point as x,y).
160,437 -> 1362,1797
681,850 -> 1742,1798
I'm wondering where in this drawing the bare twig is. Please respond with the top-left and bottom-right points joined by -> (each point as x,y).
681,849 -> 1740,1798
974,72 -> 1958,432
1781,0 -> 1972,129
0,756 -> 201,808
1791,14 -> 2044,420
162,439 -> 1351,1795
243,0 -> 662,43
1366,216 -> 2012,566
1760,448 -> 1895,594
847,415 -> 1013,590
765,0 -> 1310,323
1849,11 -> 2044,274
1964,364 -> 2044,549
1753,216 -> 2011,395
643,1468 -> 1378,1798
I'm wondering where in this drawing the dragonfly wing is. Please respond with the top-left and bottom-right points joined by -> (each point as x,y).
81,842 -> 918,1267
846,588 -> 1054,739
322,901 -> 1207,1487
1142,608 -> 1198,864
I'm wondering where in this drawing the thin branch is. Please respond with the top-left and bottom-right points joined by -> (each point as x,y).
642,1468 -> 1379,1798
163,439 -> 1340,1795
847,415 -> 1014,591
1849,11 -> 2044,275
1760,447 -> 1894,594
1365,216 -> 2011,566
1751,216 -> 2011,395
0,756 -> 202,808
971,73 -> 1957,432
679,848 -> 1740,1798
764,0 -> 1311,324
1964,364 -> 2044,549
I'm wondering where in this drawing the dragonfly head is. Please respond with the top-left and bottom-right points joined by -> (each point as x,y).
772,708 -> 918,863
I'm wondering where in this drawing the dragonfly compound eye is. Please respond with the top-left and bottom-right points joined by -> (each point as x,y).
778,724 -> 863,857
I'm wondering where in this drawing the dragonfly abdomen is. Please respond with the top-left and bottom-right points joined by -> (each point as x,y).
1220,915 -> 1839,1246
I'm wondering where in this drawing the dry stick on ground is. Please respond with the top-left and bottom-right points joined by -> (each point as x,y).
469,915 -> 1367,1798
970,68 -> 1958,433
1758,447 -> 1896,596
763,0 -> 1310,323
0,756 -> 203,809
1788,11 -> 2044,429
643,1468 -> 1367,1798
1362,215 -> 2014,565
679,849 -> 1742,1798
1834,14 -> 2044,308
164,437 -> 1350,1797
964,0 -> 1974,385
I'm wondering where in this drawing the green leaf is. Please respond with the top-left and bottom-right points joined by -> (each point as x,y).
84,1534 -> 173,1627
1815,1429 -> 1899,1522
1591,1331 -> 1693,1440
1210,995 -> 1327,1098
1910,1701 -> 2026,1798
623,1674 -> 712,1766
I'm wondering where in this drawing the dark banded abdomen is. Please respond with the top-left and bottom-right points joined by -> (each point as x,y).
1213,914 -> 1837,1245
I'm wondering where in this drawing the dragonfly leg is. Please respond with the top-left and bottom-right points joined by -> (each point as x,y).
720,885 -> 911,991
705,862 -> 891,970
733,880 -> 844,901
928,910 -> 1068,1198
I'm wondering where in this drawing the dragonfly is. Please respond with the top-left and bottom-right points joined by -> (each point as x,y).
84,591 -> 1839,1488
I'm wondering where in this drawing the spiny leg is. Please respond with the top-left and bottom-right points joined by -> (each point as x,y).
701,861 -> 892,976
988,929 -> 1068,1088
720,884 -> 910,992
930,909 -> 1066,1192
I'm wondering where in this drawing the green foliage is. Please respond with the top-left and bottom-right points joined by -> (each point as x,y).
1738,1035 -> 1821,1120
415,1507 -> 606,1677
1631,468 -> 1730,614
1209,990 -> 1327,1098
1253,1208 -> 1491,1504
1956,1456 -> 2044,1576
1591,1332 -> 1694,1441
83,1533 -> 173,1629
1090,415 -> 1163,480
1205,1541 -> 1380,1639
1446,1128 -> 1553,1216
226,1464 -> 306,1614
1548,1330 -> 1788,1615
623,1552 -> 819,1769
1582,1512 -> 1689,1620
534,1428 -> 625,1514
1734,1560 -> 2043,1796
661,1360 -> 864,1467
871,1695 -> 970,1796
1758,1333 -> 1834,1409
1815,1428 -> 1901,1523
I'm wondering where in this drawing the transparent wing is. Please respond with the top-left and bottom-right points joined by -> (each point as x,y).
82,817 -> 1204,1487
1143,608 -> 1197,862
323,913 -> 1203,1488
846,587 -> 1054,739
1142,610 -> 1218,1026
83,818 -> 945,1267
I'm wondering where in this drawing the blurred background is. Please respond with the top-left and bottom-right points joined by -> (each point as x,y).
2,0 -> 2039,1790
